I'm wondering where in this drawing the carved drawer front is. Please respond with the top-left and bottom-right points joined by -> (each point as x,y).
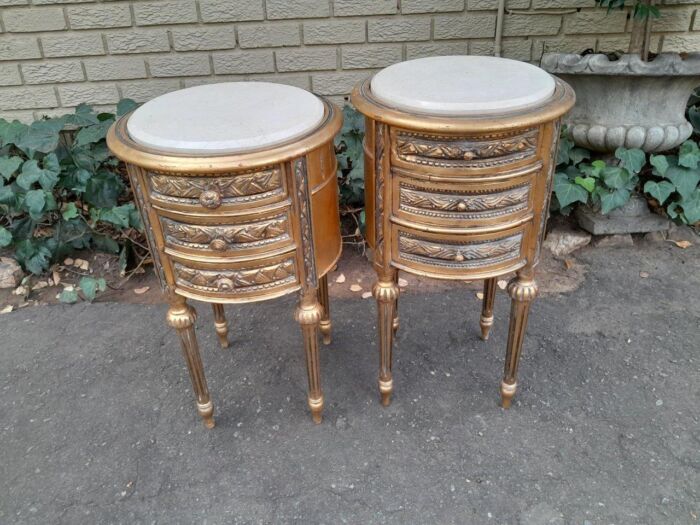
392,224 -> 527,279
394,175 -> 533,228
173,256 -> 299,299
391,127 -> 539,172
147,166 -> 286,212
159,211 -> 292,257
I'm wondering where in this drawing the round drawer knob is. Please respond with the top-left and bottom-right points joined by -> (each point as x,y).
456,200 -> 468,212
209,238 -> 227,251
199,189 -> 222,209
215,277 -> 234,291
454,252 -> 465,262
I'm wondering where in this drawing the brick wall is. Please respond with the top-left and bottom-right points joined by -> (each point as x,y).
0,0 -> 697,122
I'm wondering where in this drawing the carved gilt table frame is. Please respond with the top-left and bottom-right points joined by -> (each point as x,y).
107,100 -> 342,428
351,78 -> 575,408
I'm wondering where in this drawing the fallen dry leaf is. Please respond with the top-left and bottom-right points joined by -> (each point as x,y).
639,271 -> 649,278
361,291 -> 372,299
564,258 -> 575,270
497,280 -> 507,290
64,258 -> 74,266
12,285 -> 27,296
33,281 -> 48,290
335,273 -> 346,284
52,270 -> 61,286
349,284 -> 362,292
0,305 -> 13,314
133,286 -> 150,295
668,239 -> 692,249
476,291 -> 484,300
398,277 -> 408,287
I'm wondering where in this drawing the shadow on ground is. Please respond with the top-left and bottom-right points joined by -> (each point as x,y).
1,241 -> 698,524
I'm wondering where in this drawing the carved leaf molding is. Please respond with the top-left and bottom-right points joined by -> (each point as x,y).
161,215 -> 289,249
400,184 -> 530,217
399,232 -> 523,268
174,259 -> 296,293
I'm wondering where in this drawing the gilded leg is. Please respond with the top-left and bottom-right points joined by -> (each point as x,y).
166,295 -> 214,429
211,303 -> 229,349
318,274 -> 332,345
295,288 -> 324,424
480,278 -> 497,341
392,271 -> 400,336
373,268 -> 399,407
501,268 -> 538,409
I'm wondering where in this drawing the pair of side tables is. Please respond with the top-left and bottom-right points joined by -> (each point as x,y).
107,56 -> 575,428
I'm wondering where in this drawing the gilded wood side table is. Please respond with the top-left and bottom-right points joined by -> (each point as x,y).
107,82 -> 342,428
351,56 -> 575,408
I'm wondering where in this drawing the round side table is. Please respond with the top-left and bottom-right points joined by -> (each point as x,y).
107,82 -> 342,427
351,56 -> 575,408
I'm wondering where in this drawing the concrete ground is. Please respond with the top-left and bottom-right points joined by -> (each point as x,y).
1,240 -> 699,525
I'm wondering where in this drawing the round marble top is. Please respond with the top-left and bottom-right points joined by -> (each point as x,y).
127,82 -> 325,154
370,56 -> 556,116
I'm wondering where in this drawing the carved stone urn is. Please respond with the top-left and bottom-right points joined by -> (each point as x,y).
541,52 -> 700,153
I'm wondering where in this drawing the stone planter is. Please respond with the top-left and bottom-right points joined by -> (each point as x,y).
575,192 -> 669,235
541,52 -> 700,153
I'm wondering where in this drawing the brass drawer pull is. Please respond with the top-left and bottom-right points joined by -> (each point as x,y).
215,277 -> 234,291
209,238 -> 227,251
199,189 -> 222,209
456,200 -> 467,212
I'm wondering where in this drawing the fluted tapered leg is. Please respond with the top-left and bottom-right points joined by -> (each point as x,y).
318,274 -> 332,345
211,303 -> 229,349
296,288 -> 324,423
166,295 -> 214,429
501,267 -> 538,409
373,268 -> 399,407
392,271 -> 400,336
480,278 -> 497,341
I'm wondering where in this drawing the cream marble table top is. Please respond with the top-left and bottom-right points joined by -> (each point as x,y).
127,82 -> 326,154
370,55 -> 556,116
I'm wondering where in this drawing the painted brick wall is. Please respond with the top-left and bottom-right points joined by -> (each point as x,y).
0,0 -> 697,121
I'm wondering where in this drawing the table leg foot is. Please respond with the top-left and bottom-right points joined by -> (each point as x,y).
167,295 -> 215,430
501,268 -> 538,409
296,288 -> 324,424
480,278 -> 497,341
211,304 -> 229,349
318,274 -> 332,345
374,270 -> 399,407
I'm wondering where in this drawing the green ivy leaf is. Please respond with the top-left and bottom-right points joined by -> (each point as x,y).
117,99 -> 138,116
65,104 -> 100,127
74,119 -> 113,147
23,189 -> 46,220
615,147 -> 646,175
643,180 -> 675,205
59,288 -> 79,304
16,160 -> 42,190
0,119 -> 29,148
574,176 -> 596,193
678,140 -> 700,170
94,203 -> 132,228
62,202 -> 79,220
601,166 -> 631,190
15,239 -> 53,275
690,107 -> 700,135
556,137 -> 575,166
553,172 -> 589,208
570,148 -> 590,165
665,166 -> 700,200
0,156 -> 23,180
83,170 -> 124,209
79,276 -> 99,302
680,189 -> 700,224
15,118 -> 65,156
0,226 -> 12,247
649,154 -> 669,176
600,188 -> 631,214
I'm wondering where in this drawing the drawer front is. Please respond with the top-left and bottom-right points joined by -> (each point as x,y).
147,165 -> 287,211
172,256 -> 299,298
392,127 -> 539,171
159,210 -> 293,257
395,176 -> 533,227
392,224 -> 527,279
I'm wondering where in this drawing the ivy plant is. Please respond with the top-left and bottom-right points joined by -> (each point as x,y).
553,134 -> 645,215
644,140 -> 700,224
334,105 -> 365,207
0,99 -> 142,275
